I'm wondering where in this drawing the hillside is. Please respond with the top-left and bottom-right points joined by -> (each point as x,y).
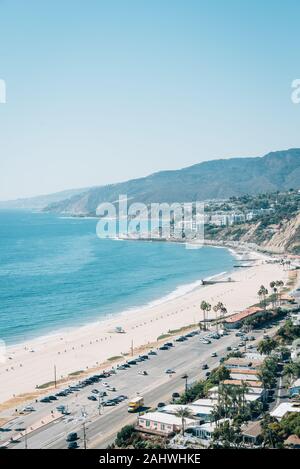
45,149 -> 300,216
204,190 -> 300,254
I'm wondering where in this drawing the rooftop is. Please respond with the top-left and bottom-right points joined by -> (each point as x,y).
222,379 -> 263,388
241,420 -> 263,438
229,368 -> 259,375
139,411 -> 197,426
224,358 -> 263,367
270,402 -> 300,419
225,306 -> 264,324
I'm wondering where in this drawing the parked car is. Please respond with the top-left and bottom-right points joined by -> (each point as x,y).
87,395 -> 97,401
40,397 -> 51,403
148,350 -> 157,355
66,432 -> 78,442
211,352 -> 217,357
172,392 -> 180,400
202,364 -> 209,370
68,441 -> 78,449
157,402 -> 166,408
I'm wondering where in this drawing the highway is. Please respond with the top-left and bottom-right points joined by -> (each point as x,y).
0,324 -> 278,449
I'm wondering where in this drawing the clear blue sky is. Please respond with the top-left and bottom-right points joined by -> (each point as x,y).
0,0 -> 300,200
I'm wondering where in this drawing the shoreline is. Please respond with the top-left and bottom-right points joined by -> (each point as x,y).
0,245 -> 291,406
3,244 -> 238,349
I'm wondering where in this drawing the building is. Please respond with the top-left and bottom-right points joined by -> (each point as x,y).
241,420 -> 263,446
222,379 -> 263,388
191,419 -> 230,441
224,358 -> 263,370
224,307 -> 264,329
159,403 -> 215,423
137,411 -> 199,436
207,384 -> 266,403
284,434 -> 300,449
229,368 -> 260,381
289,378 -> 300,397
270,402 -> 300,420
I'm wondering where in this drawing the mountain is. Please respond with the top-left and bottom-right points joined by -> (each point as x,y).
0,187 -> 89,210
43,149 -> 300,216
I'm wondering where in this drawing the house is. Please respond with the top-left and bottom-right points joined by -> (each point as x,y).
224,358 -> 263,370
206,385 -> 265,403
222,379 -> 264,389
159,403 -> 215,423
241,420 -> 263,446
137,411 -> 198,436
229,368 -> 260,381
159,403 -> 214,418
289,378 -> 300,397
224,307 -> 264,329
190,419 -> 230,441
270,402 -> 300,420
284,434 -> 300,449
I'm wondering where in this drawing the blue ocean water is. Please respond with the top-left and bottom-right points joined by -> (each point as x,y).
0,211 -> 235,345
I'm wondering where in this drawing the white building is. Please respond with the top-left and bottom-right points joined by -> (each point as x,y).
137,411 -> 199,436
270,402 -> 300,420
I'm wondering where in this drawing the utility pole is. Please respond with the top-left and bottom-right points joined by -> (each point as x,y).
182,374 -> 188,393
24,428 -> 28,449
83,421 -> 87,449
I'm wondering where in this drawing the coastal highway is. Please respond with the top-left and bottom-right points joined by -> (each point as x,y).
1,322 -> 279,450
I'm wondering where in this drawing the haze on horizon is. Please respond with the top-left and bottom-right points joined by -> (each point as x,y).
1,0 -> 300,201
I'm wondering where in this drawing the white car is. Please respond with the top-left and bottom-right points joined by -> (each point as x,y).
211,352 -> 217,357
102,382 -> 109,387
165,369 -> 175,374
201,339 -> 211,344
22,406 -> 35,412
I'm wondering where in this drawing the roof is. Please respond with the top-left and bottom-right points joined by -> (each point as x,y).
159,404 -> 214,415
290,378 -> 300,388
229,368 -> 259,375
270,403 -> 300,419
191,399 -> 216,408
197,419 -> 230,432
222,379 -> 263,388
139,412 -> 196,426
225,306 -> 264,324
241,420 -> 263,438
224,358 -> 263,367
284,434 -> 300,446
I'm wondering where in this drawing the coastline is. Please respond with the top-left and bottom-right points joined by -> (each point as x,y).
0,245 -> 290,406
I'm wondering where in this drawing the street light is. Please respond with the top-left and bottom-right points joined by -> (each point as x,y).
181,374 -> 188,393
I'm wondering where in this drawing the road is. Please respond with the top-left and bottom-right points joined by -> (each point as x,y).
1,323 -> 281,449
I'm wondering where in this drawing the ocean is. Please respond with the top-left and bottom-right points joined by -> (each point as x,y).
0,210 -> 235,345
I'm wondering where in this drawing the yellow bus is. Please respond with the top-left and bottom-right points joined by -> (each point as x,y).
127,396 -> 144,412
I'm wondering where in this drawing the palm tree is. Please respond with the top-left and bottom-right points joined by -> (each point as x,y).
175,406 -> 192,436
200,301 -> 211,331
258,285 -> 268,310
276,280 -> 284,305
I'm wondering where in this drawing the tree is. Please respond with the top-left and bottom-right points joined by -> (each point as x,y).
115,425 -> 136,447
200,301 -> 211,331
175,406 -> 192,436
257,338 -> 277,356
258,285 -> 268,310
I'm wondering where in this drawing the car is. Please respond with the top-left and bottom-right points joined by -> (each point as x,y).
91,389 -> 99,394
165,369 -> 175,374
175,337 -> 185,342
107,386 -> 117,391
136,357 -> 144,362
117,365 -> 126,370
233,347 -> 239,352
138,371 -> 148,376
102,382 -> 109,387
140,355 -> 149,359
211,352 -> 217,357
48,395 -> 57,400
201,339 -> 211,344
104,400 -> 116,406
250,336 -> 255,341
164,342 -> 173,347
248,344 -> 254,349
127,360 -> 137,365
87,395 -> 97,401
157,402 -> 166,408
205,371 -> 211,377
148,350 -> 157,355
98,391 -> 107,397
202,364 -> 209,370
40,397 -> 51,403
226,346 -> 232,351
68,441 -> 78,449
235,332 -> 244,337
159,346 -> 169,350
22,406 -> 35,412
116,395 -> 127,401
172,392 -> 180,399
66,432 -> 78,442
238,342 -> 245,347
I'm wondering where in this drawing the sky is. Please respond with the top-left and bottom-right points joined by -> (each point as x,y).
0,0 -> 300,201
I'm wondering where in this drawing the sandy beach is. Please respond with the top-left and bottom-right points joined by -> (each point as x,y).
0,250 -> 292,405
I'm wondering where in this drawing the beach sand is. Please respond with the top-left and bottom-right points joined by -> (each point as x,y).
0,252 -> 291,405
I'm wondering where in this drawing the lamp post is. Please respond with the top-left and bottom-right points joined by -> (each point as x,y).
181,374 -> 188,393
